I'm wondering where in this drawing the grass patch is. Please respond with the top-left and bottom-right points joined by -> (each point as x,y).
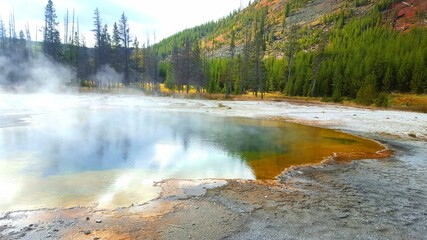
389,94 -> 427,113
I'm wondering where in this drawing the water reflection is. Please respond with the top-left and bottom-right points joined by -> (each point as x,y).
1,110 -> 243,175
0,108 -> 384,211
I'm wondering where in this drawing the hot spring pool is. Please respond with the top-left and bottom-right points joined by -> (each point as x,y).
0,94 -> 385,211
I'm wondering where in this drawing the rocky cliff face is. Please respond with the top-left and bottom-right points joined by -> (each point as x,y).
391,0 -> 427,31
203,0 -> 426,58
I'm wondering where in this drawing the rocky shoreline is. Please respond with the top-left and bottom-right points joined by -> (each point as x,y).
2,139 -> 426,240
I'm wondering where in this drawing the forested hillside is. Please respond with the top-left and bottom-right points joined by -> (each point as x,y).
156,0 -> 427,105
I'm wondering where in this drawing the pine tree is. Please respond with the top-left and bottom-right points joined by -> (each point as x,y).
171,38 -> 192,93
283,24 -> 300,94
130,37 -> 143,85
8,11 -> 17,53
142,35 -> 160,92
118,12 -> 131,85
111,22 -> 121,73
164,62 -> 176,91
43,0 -> 61,60
151,34 -> 160,93
0,19 -> 6,55
254,7 -> 267,98
382,67 -> 394,92
92,8 -> 102,71
190,41 -> 205,93
100,24 -> 111,66
226,29 -> 236,97
77,36 -> 91,82
182,39 -> 192,93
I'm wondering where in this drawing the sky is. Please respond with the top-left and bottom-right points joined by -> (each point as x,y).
0,0 -> 251,47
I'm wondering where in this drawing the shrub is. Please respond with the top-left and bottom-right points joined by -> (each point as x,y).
356,74 -> 378,106
375,92 -> 390,107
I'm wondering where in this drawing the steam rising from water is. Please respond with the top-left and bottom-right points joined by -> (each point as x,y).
0,55 -> 76,93
0,94 -> 255,211
93,65 -> 124,85
0,54 -> 126,93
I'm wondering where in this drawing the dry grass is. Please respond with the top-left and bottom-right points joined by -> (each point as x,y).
389,94 -> 427,113
79,87 -> 143,95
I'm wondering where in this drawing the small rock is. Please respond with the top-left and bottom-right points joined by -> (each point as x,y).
337,213 -> 350,219
23,226 -> 33,231
86,217 -> 90,221
265,224 -> 274,229
17,233 -> 26,238
408,133 -> 417,138
95,220 -> 102,224
94,238 -> 100,240
83,230 -> 91,235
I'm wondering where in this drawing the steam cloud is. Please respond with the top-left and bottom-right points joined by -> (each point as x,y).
92,65 -> 124,85
0,55 -> 76,93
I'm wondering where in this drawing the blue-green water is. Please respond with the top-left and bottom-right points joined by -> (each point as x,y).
0,105 -> 384,211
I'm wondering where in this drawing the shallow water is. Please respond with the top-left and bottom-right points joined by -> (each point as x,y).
0,94 -> 384,211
